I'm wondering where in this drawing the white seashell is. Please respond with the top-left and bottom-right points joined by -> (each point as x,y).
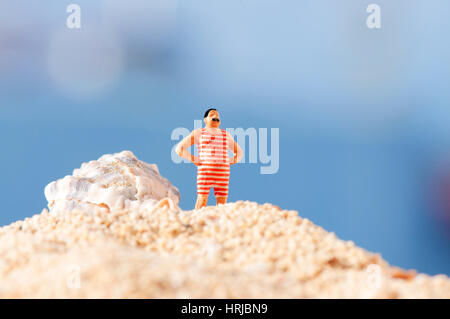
44,150 -> 180,215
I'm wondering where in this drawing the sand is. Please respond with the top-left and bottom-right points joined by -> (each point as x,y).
0,201 -> 449,298
0,150 -> 449,298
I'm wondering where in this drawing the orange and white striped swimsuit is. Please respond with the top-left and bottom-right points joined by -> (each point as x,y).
197,128 -> 230,197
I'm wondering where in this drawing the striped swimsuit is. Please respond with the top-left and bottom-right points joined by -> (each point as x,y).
197,128 -> 230,197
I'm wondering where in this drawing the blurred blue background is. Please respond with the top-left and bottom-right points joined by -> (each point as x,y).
0,0 -> 449,276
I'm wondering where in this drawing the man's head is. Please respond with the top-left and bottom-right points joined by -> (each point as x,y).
203,108 -> 220,128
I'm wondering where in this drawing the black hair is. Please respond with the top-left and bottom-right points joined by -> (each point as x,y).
204,108 -> 218,118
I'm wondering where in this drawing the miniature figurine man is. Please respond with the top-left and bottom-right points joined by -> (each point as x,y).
175,108 -> 243,209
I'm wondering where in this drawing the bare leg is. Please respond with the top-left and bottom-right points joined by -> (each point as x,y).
216,196 -> 227,206
195,194 -> 209,210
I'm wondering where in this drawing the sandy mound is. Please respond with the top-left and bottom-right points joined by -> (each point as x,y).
0,151 -> 448,298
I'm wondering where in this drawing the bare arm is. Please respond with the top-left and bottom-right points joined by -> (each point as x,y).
175,129 -> 201,165
226,132 -> 243,165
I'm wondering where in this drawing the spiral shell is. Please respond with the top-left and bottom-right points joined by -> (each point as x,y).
44,150 -> 180,215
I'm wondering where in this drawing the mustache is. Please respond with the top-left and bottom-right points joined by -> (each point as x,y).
211,118 -> 220,122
